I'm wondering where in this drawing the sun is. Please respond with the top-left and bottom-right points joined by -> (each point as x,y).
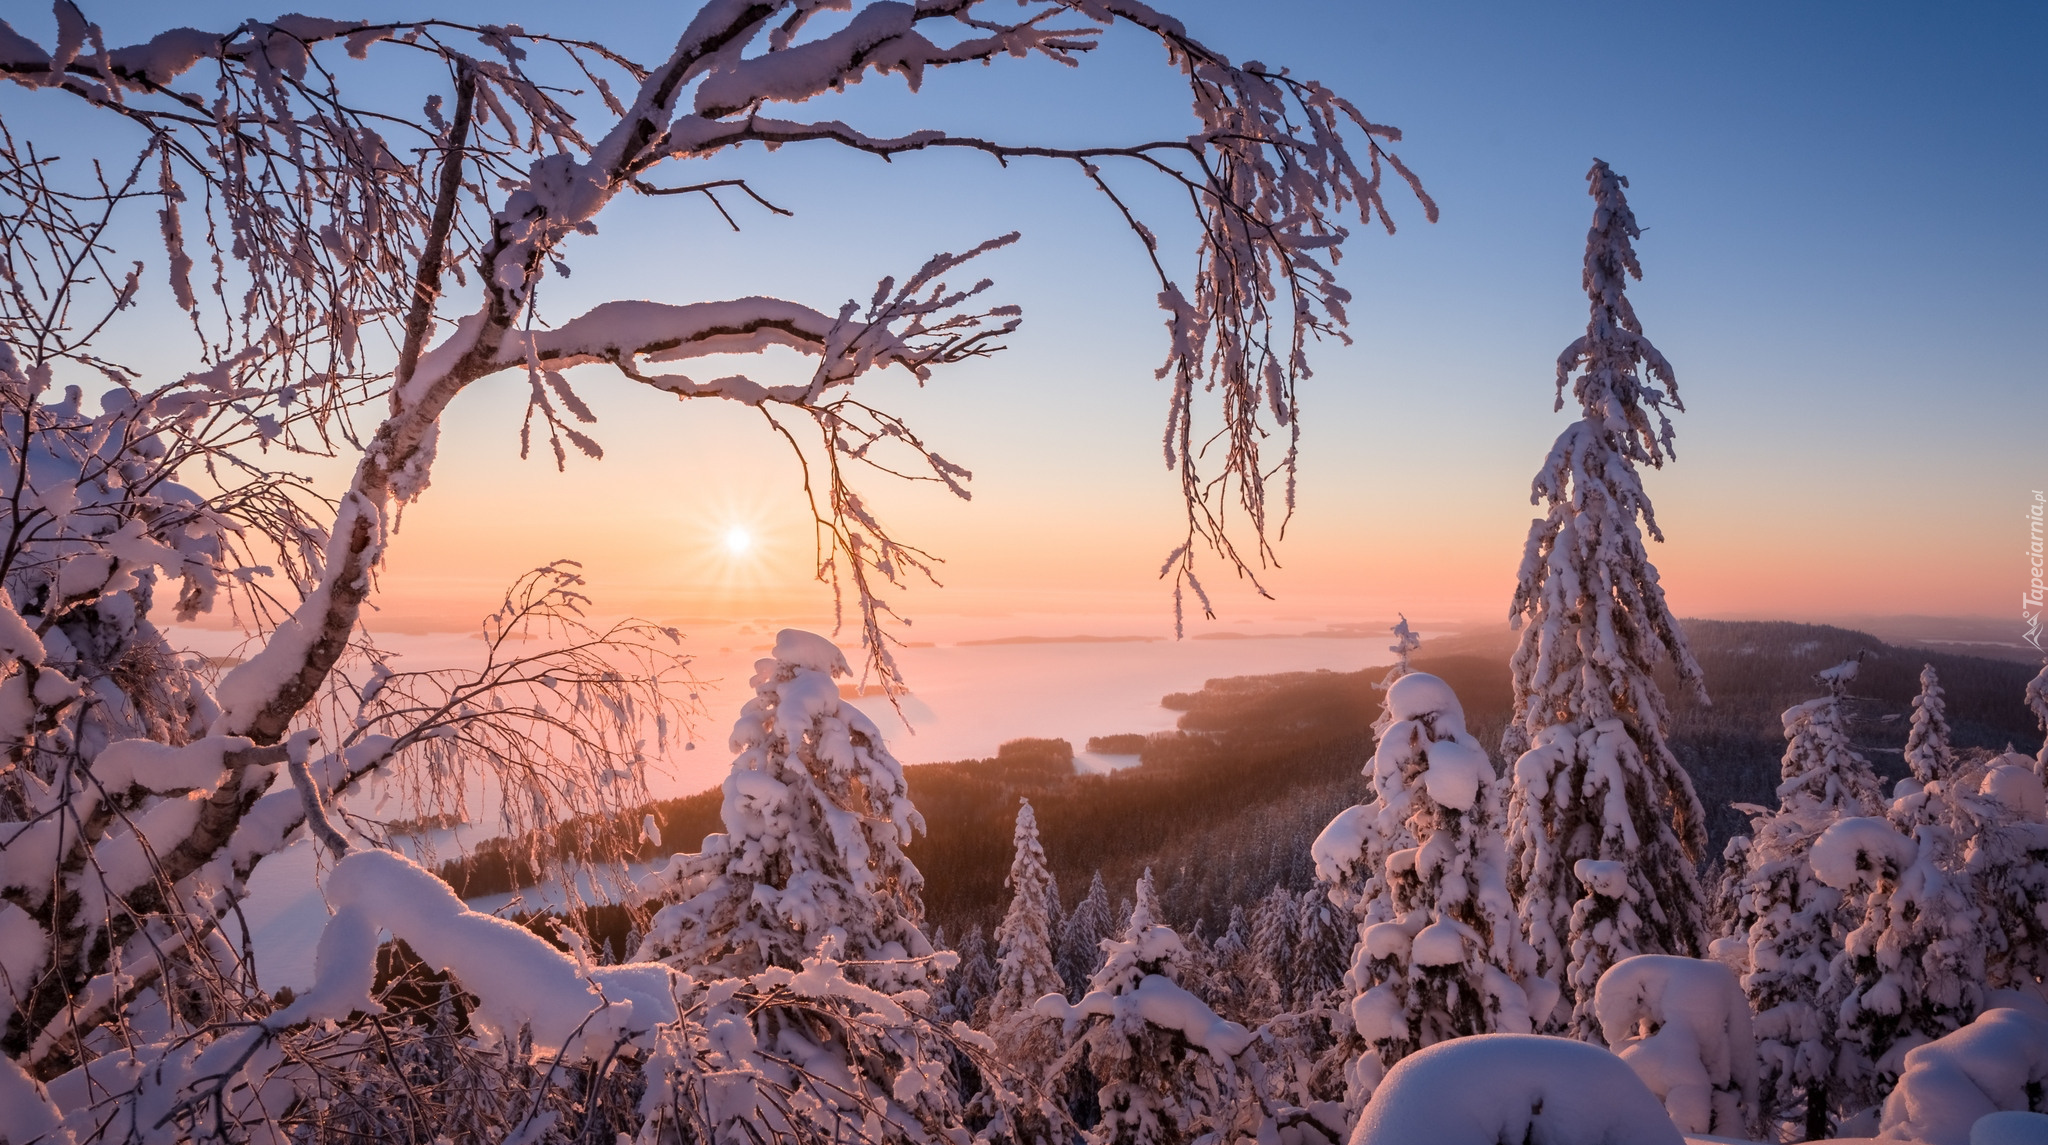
723,526 -> 754,556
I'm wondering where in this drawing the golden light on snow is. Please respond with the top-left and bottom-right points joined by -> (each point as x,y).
723,526 -> 754,556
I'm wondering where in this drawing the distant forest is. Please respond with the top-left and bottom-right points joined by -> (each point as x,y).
439,619 -> 2046,944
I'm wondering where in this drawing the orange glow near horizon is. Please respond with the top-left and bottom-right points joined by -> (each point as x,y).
158,344 -> 2022,644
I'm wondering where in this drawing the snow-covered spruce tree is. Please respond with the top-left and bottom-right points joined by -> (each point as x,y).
984,798 -> 1068,1140
1336,673 -> 1547,1119
1249,884 -> 1300,1014
633,629 -> 985,1138
1504,161 -> 1710,1016
639,629 -> 936,985
1377,616 -> 1422,728
1565,858 -> 1644,1042
1901,665 -> 1956,800
1060,870 -> 1117,1001
1717,664 -> 1884,1138
1039,878 -> 1296,1145
1120,867 -> 1167,941
1312,618 -> 1426,950
1314,614 -> 1427,930
1812,815 -> 1984,1108
948,926 -> 999,1026
1203,904 -> 1256,1021
2029,661 -> 2048,777
1967,786 -> 2048,992
1289,886 -> 1354,1009
0,2 -> 1433,1133
992,800 -> 1066,1022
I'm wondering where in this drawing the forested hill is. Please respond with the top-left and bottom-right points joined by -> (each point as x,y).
440,620 -> 2045,944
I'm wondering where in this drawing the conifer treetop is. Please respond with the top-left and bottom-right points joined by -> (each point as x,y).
1904,664 -> 1956,787
1556,159 -> 1683,474
990,798 -> 1065,1020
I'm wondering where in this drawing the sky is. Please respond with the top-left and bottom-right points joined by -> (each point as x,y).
7,0 -> 2045,654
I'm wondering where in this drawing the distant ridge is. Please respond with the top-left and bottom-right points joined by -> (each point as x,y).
956,634 -> 1164,646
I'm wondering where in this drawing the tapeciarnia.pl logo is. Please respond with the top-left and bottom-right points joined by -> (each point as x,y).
2027,490 -> 2045,652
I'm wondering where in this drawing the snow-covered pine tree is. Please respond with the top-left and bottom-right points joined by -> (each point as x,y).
1130,869 -> 1164,936
638,630 -> 937,988
1389,614 -> 1421,670
1719,663 -> 1884,1139
1746,655 -> 1992,1121
1275,886 -> 1353,1115
992,800 -> 1066,1020
2029,661 -> 2048,778
1218,905 -> 1252,969
1340,673 -> 1547,1116
1875,663 -> 1990,995
1206,905 -> 1257,1021
1060,871 -> 1116,1000
1901,665 -> 1955,798
1378,616 -> 1421,731
1314,617 -> 1431,944
1039,877 -> 1273,1145
985,798 -> 1068,1139
1812,816 -> 1984,1106
1288,886 -> 1354,1012
950,926 -> 999,1026
1249,885 -> 1301,1013
1967,792 -> 2048,992
634,630 -> 974,1138
1178,917 -> 1222,1003
1565,859 -> 1644,1042
1504,161 -> 1710,1014
1314,615 -> 1428,929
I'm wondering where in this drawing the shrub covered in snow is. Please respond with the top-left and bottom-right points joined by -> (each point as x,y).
1594,954 -> 1758,1137
1879,1008 -> 2048,1145
1349,1033 -> 1684,1145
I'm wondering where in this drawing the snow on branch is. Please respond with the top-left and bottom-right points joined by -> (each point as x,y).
0,7 -> 1431,1127
269,848 -> 681,1054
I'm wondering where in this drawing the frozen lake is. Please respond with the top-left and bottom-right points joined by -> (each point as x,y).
200,613 -> 1424,988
